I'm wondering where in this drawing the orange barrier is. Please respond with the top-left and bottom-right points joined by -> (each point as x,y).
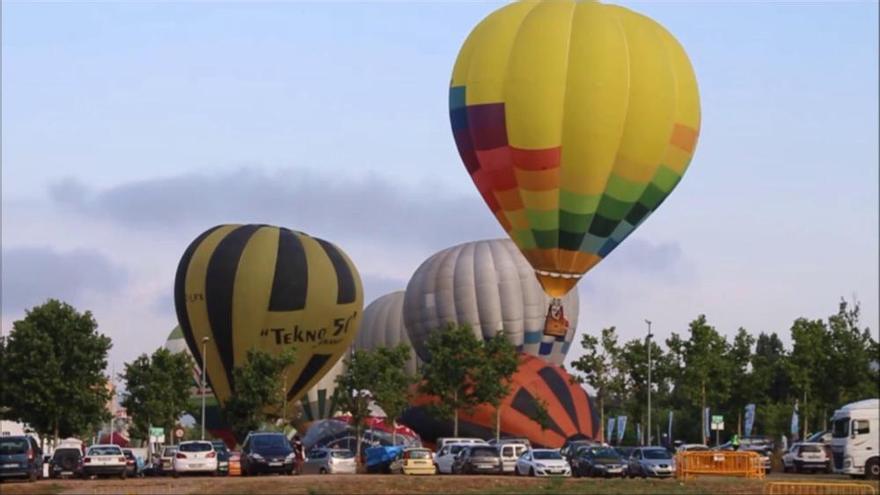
228,457 -> 241,476
676,451 -> 765,480
763,482 -> 877,495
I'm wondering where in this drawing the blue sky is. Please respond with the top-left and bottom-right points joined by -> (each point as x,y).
2,1 -> 877,372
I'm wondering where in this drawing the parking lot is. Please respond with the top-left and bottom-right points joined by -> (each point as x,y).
1,473 -> 876,495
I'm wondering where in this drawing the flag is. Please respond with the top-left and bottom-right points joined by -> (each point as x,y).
636,423 -> 642,445
791,400 -> 799,439
667,410 -> 674,442
606,417 -> 616,444
704,407 -> 711,441
617,416 -> 628,443
744,404 -> 756,437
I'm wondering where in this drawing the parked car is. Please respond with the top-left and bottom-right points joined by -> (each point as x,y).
805,431 -> 832,445
366,445 -> 405,474
49,445 -> 83,479
122,449 -> 144,477
82,444 -> 127,479
560,439 -> 598,463
615,446 -> 635,460
572,446 -> 626,478
497,442 -> 528,473
435,443 -> 469,474
172,441 -> 218,477
240,432 -> 295,476
436,438 -> 487,451
301,448 -> 357,475
452,445 -> 503,475
157,446 -> 178,476
676,444 -> 710,453
489,438 -> 532,448
390,448 -> 436,475
782,442 -> 832,474
716,442 -> 772,474
0,435 -> 43,482
515,449 -> 571,477
211,441 -> 230,475
627,447 -> 675,478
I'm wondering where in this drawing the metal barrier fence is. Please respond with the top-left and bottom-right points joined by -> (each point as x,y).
676,451 -> 765,479
763,482 -> 878,495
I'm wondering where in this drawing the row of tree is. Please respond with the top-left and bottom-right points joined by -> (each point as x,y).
570,299 -> 878,445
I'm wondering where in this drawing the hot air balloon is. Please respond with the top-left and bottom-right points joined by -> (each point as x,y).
403,239 -> 579,366
299,357 -> 345,424
174,224 -> 363,417
449,1 -> 700,310
400,354 -> 599,448
354,291 -> 421,376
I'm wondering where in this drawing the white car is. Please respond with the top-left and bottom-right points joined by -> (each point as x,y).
82,444 -> 127,479
435,443 -> 470,474
498,442 -> 529,473
515,449 -> 571,477
172,441 -> 218,477
782,442 -> 831,474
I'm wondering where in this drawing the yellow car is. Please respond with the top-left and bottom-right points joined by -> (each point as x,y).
390,448 -> 437,475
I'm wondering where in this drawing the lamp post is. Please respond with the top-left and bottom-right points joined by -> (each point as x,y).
645,319 -> 653,446
201,336 -> 210,441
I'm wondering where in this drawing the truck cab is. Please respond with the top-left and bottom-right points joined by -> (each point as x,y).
830,398 -> 879,479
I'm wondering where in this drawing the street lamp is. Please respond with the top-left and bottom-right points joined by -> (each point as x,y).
201,336 -> 210,441
645,319 -> 652,446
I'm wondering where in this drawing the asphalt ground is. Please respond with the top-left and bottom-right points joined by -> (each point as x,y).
2,472 -> 878,495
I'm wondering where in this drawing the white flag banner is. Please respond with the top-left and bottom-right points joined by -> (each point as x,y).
606,417 -> 616,443
744,404 -> 756,437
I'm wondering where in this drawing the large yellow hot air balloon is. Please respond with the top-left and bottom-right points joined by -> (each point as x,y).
174,224 -> 363,414
449,0 -> 701,300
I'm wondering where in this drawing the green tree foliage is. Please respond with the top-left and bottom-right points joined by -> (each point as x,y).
3,300 -> 113,444
333,349 -> 377,466
569,327 -> 625,443
120,347 -> 194,445
223,348 -> 295,442
369,344 -> 419,445
419,324 -> 485,436
474,332 -> 519,442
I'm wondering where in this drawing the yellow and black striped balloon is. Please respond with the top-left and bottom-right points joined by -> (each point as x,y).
174,224 -> 363,412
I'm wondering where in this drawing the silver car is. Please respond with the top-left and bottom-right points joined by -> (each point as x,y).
301,448 -> 357,474
627,447 -> 675,478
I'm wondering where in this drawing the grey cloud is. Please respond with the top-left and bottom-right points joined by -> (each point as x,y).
1,246 -> 127,316
49,168 -> 500,249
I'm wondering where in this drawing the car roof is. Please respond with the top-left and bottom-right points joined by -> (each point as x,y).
88,444 -> 121,449
179,440 -> 213,444
531,448 -> 559,452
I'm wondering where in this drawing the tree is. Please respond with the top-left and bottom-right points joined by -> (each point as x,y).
727,328 -> 756,435
369,345 -> 419,445
787,318 -> 830,439
570,327 -> 626,443
532,397 -> 553,447
619,336 -> 666,445
223,348 -> 295,442
419,324 -> 484,436
4,300 -> 112,444
334,349 -> 377,466
824,299 -> 879,410
120,347 -> 193,447
474,332 -> 519,442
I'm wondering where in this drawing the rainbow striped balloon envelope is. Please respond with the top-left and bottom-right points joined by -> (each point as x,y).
449,0 -> 701,297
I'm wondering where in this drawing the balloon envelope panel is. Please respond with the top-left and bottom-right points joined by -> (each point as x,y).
400,354 -> 599,448
450,0 -> 700,296
174,224 -> 363,413
403,239 -> 578,365
355,291 -> 421,376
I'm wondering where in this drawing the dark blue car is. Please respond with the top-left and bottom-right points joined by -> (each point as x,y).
240,432 -> 295,476
0,435 -> 43,483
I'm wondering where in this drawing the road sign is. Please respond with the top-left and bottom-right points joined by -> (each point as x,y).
711,415 -> 724,430
149,427 -> 164,437
174,428 -> 185,439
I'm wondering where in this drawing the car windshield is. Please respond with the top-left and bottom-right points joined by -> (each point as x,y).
799,445 -> 822,453
88,446 -> 122,456
407,450 -> 431,459
470,447 -> 497,457
686,446 -> 709,451
0,438 -> 29,455
212,442 -> 229,452
123,451 -> 134,459
533,450 -> 563,460
179,443 -> 213,452
643,449 -> 671,460
330,450 -> 354,459
53,448 -> 81,459
162,448 -> 177,456
805,431 -> 827,443
254,435 -> 289,449
832,418 -> 849,438
450,445 -> 465,455
588,448 -> 620,459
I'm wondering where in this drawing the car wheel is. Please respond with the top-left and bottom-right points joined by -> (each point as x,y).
319,467 -> 327,474
120,470 -> 127,480
866,458 -> 880,480
173,470 -> 179,479
28,468 -> 37,482
795,462 -> 802,474
529,467 -> 535,477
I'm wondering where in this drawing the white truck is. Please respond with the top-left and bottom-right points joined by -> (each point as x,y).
830,398 -> 879,479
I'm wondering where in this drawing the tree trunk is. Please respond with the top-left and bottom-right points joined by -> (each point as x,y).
599,394 -> 605,443
54,419 -> 60,448
392,418 -> 397,446
355,422 -> 363,470
495,405 -> 501,442
701,380 -> 706,445
803,389 -> 808,440
738,410 -> 742,437
453,390 -> 459,437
